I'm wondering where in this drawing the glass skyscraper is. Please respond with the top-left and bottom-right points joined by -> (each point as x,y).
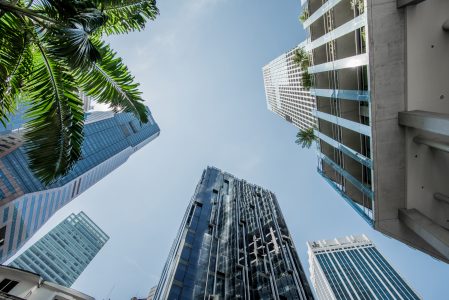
9,211 -> 108,287
307,235 -> 421,300
154,166 -> 314,300
0,108 -> 160,263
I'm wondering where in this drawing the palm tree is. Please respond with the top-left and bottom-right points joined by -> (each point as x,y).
295,127 -> 316,149
0,0 -> 158,184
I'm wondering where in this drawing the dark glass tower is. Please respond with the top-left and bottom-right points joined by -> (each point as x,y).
10,211 -> 109,287
0,108 -> 159,263
155,167 -> 314,300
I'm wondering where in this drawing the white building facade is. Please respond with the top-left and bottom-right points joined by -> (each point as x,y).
263,42 -> 316,130
0,265 -> 94,300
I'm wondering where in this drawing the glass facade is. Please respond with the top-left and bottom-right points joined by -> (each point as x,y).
307,235 -> 421,300
9,211 -> 109,287
0,108 -> 160,263
154,167 -> 314,300
301,0 -> 374,224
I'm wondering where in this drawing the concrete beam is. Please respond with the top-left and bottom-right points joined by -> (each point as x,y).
397,0 -> 426,8
443,19 -> 449,32
399,208 -> 449,261
413,136 -> 449,153
434,193 -> 449,205
399,110 -> 449,136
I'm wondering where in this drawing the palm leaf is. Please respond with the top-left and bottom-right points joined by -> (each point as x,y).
0,12 -> 33,125
23,42 -> 84,184
75,41 -> 148,123
97,0 -> 159,35
295,128 -> 316,149
45,26 -> 102,69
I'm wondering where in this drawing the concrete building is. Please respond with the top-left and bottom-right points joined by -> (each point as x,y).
154,167 -> 314,300
300,0 -> 449,263
10,212 -> 109,287
307,235 -> 421,300
263,42 -> 316,130
0,265 -> 94,300
0,108 -> 160,263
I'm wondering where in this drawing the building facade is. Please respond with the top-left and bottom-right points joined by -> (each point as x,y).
300,0 -> 449,263
0,108 -> 160,263
10,212 -> 108,287
307,235 -> 421,300
0,265 -> 94,300
154,167 -> 314,300
263,42 -> 316,130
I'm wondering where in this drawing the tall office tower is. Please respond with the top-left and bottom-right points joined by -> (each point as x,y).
307,235 -> 421,300
301,0 -> 449,262
10,212 -> 108,287
154,167 -> 314,300
0,108 -> 160,263
263,42 -> 316,130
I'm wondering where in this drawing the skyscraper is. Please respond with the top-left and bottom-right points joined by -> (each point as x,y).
263,42 -> 316,130
10,211 -> 108,287
299,0 -> 449,262
307,235 -> 421,300
0,108 -> 160,263
154,167 -> 314,300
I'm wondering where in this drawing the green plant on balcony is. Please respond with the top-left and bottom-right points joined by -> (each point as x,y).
299,9 -> 309,23
301,71 -> 313,90
351,0 -> 365,14
295,127 -> 317,149
293,47 -> 310,70
360,26 -> 366,46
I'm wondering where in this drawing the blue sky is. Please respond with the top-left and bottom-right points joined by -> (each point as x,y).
9,1 -> 449,299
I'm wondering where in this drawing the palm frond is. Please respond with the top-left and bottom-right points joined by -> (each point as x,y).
0,12 -> 33,125
295,128 -> 316,149
23,42 -> 84,184
97,0 -> 158,35
75,41 -> 148,123
32,0 -> 106,32
45,26 -> 101,69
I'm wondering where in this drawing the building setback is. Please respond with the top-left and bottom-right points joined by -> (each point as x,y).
300,0 -> 449,262
9,212 -> 108,287
307,235 -> 421,300
0,108 -> 160,263
0,265 -> 94,300
263,42 -> 316,130
154,167 -> 314,300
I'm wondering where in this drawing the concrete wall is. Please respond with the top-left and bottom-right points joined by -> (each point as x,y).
404,0 -> 449,230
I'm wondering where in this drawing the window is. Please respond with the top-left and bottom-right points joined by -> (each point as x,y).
0,226 -> 5,246
0,279 -> 18,293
